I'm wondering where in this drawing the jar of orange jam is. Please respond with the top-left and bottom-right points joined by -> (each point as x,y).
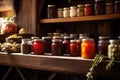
81,38 -> 96,59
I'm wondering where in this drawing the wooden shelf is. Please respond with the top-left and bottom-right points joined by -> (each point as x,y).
40,14 -> 120,23
0,53 -> 120,77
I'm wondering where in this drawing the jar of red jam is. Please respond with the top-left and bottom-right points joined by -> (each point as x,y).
98,36 -> 110,42
94,0 -> 105,15
51,39 -> 62,56
81,38 -> 96,59
84,4 -> 93,16
42,36 -> 52,53
70,39 -> 81,56
32,39 -> 45,55
62,36 -> 71,55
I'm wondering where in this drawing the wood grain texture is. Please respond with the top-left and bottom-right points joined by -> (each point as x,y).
40,14 -> 120,23
0,53 -> 120,78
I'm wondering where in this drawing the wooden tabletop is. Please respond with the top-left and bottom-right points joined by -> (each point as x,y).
0,53 -> 120,77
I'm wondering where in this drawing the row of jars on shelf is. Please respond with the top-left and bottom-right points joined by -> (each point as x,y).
47,0 -> 120,18
21,33 -> 120,60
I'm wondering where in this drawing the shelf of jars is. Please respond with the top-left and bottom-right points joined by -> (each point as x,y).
40,14 -> 120,23
0,52 -> 120,77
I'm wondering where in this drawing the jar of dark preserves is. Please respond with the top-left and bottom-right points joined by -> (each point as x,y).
47,5 -> 57,18
32,39 -> 45,55
62,36 -> 71,55
70,39 -> 81,56
115,1 -> 120,13
94,0 -> 105,15
51,39 -> 62,56
42,37 -> 52,53
105,3 -> 114,14
21,39 -> 32,54
84,4 -> 93,16
98,40 -> 109,56
77,4 -> 85,16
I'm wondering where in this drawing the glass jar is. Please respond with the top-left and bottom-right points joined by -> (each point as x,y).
51,39 -> 62,56
32,39 -> 45,55
47,5 -> 57,18
108,40 -> 119,59
62,36 -> 71,55
98,36 -> 110,42
81,38 -> 96,59
70,6 -> 77,17
94,0 -> 105,15
21,39 -> 32,54
70,34 -> 78,39
63,7 -> 70,18
70,40 -> 81,56
77,4 -> 85,17
115,1 -> 120,14
84,4 -> 93,16
79,34 -> 89,40
98,40 -> 109,56
57,8 -> 63,18
42,36 -> 52,53
105,3 -> 114,14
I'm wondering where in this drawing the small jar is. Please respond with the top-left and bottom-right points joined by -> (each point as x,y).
57,8 -> 63,18
105,3 -> 114,14
70,34 -> 78,39
51,39 -> 62,56
81,38 -> 96,59
62,36 -> 71,55
94,0 -> 105,15
79,34 -> 89,40
77,4 -> 85,16
98,36 -> 110,42
115,1 -> 120,14
108,40 -> 120,59
70,6 -> 77,17
32,39 -> 45,55
63,7 -> 70,18
21,39 -> 32,54
42,36 -> 52,53
98,40 -> 109,56
47,5 -> 57,18
84,4 -> 93,16
70,40 -> 81,56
